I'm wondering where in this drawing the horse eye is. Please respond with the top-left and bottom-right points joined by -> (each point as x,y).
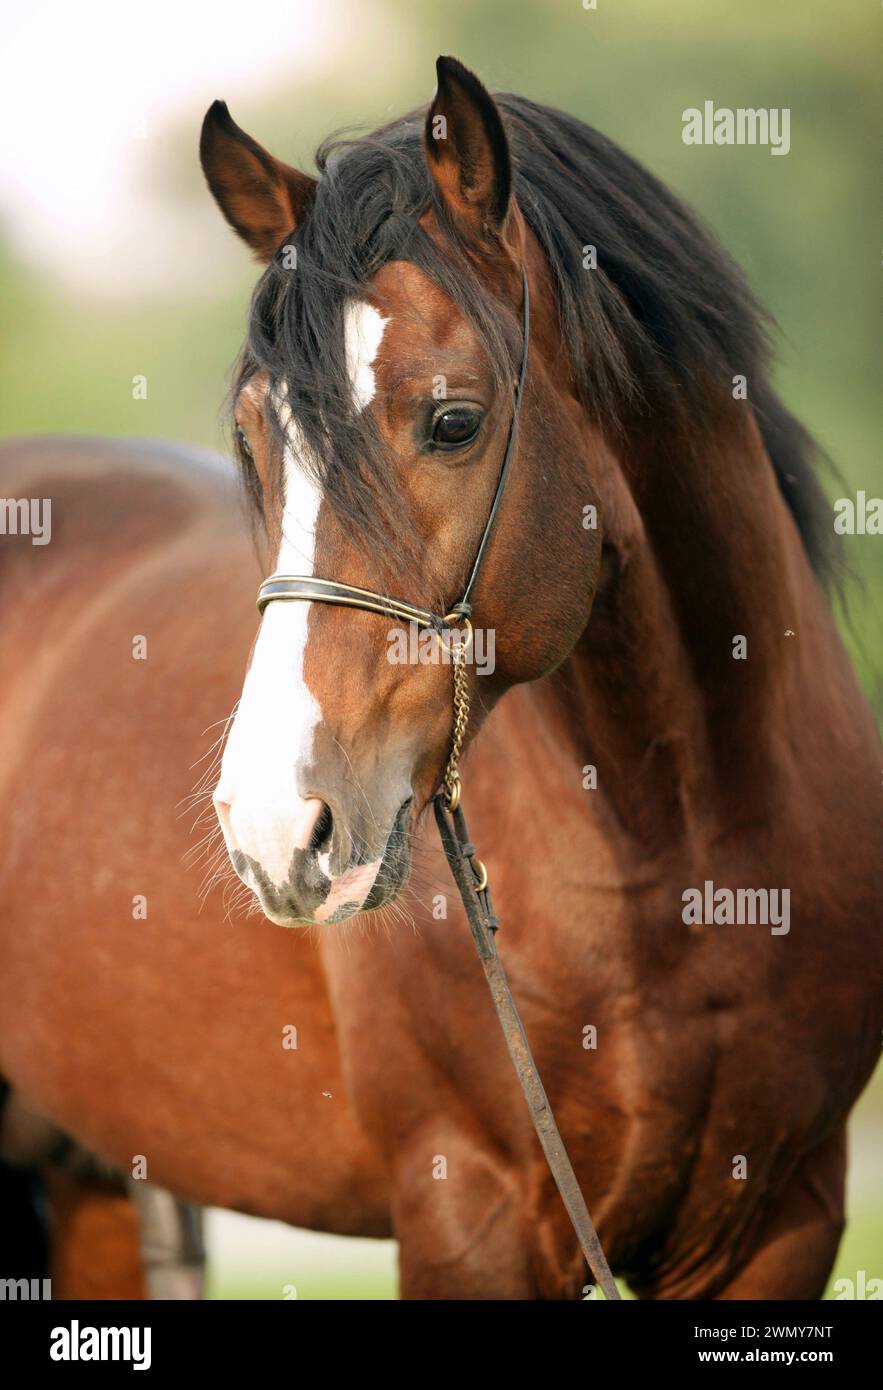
431,406 -> 481,449
236,427 -> 254,462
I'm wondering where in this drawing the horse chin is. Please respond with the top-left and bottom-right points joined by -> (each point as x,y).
350,797 -> 414,917
256,901 -> 317,929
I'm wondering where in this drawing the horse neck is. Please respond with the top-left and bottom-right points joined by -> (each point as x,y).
538,392 -> 830,856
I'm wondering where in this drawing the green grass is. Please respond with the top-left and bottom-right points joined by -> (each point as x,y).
207,1269 -> 397,1301
825,1201 -> 883,1300
207,1198 -> 883,1300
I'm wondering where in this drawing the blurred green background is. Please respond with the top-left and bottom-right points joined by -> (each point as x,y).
1,0 -> 879,1298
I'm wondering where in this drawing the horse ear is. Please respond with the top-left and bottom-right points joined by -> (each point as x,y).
424,56 -> 512,246
200,100 -> 317,262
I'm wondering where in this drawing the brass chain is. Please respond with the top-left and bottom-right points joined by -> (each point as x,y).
441,618 -> 472,812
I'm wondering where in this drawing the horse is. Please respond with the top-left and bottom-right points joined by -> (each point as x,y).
1,55 -> 880,1300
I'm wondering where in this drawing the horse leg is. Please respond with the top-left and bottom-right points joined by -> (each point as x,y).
125,1180 -> 205,1299
0,1085 -> 145,1299
394,1147 -> 529,1298
0,1156 -> 49,1285
392,1132 -> 583,1299
45,1166 -> 206,1300
713,1129 -> 847,1300
43,1166 -> 147,1300
0,1081 -> 47,1277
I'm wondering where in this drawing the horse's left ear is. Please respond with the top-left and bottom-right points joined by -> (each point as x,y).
424,56 -> 514,248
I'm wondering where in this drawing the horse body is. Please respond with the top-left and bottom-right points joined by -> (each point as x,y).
1,424 -> 878,1298
0,438 -> 389,1237
313,400 -> 881,1298
1,57 -> 880,1300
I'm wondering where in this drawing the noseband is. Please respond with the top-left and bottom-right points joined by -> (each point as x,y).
252,266 -> 619,1300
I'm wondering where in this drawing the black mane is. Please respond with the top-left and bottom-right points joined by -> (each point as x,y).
236,93 -> 834,585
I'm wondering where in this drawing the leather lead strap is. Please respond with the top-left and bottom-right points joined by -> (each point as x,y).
457,265 -> 530,617
433,793 -> 621,1302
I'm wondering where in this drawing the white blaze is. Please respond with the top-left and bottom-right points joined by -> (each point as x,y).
216,419 -> 322,886
215,301 -> 388,912
344,301 -> 387,409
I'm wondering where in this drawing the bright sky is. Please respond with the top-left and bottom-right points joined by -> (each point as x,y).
0,0 -> 351,294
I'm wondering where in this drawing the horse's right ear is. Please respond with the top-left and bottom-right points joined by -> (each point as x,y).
200,100 -> 317,262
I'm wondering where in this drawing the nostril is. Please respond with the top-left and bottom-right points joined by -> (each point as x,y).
309,802 -> 334,856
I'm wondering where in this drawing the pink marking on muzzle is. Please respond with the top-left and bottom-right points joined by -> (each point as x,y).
314,859 -> 383,923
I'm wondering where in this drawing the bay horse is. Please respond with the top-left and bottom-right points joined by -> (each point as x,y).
1,56 -> 880,1300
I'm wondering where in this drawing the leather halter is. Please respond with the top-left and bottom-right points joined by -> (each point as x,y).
256,266 -> 531,630
251,266 -> 620,1299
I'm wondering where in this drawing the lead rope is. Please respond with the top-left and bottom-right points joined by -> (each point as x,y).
435,629 -> 620,1302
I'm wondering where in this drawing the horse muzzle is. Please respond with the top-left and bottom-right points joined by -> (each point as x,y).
213,789 -> 412,927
